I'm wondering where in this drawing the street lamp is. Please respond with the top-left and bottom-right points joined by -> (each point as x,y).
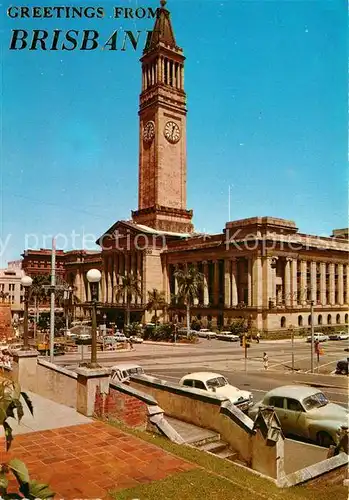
21,275 -> 33,350
288,324 -> 295,371
86,269 -> 101,368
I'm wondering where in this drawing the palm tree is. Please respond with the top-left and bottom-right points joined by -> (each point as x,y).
146,289 -> 167,324
30,275 -> 50,339
174,265 -> 205,337
114,274 -> 142,328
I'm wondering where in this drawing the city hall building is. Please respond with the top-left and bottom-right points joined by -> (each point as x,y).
21,2 -> 348,333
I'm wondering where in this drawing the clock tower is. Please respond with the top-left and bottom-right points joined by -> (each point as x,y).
132,0 -> 193,233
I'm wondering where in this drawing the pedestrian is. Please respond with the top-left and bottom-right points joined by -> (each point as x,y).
256,332 -> 260,344
263,352 -> 269,370
129,337 -> 134,351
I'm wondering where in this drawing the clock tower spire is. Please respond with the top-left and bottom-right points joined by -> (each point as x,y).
132,0 -> 193,233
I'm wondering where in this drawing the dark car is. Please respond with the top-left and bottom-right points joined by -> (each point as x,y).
335,358 -> 349,375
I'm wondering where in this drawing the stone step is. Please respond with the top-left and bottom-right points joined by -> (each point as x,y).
165,416 -> 220,446
198,440 -> 228,454
215,448 -> 237,460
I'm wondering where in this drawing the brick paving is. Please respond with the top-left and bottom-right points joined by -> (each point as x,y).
0,421 -> 196,499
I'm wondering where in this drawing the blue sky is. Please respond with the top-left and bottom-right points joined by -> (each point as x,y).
1,0 -> 347,265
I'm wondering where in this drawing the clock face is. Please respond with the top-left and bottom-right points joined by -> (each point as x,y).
143,120 -> 155,143
164,121 -> 180,144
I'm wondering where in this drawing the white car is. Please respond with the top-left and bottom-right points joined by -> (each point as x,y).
197,329 -> 216,339
329,331 -> 349,341
179,372 -> 253,411
110,363 -> 145,383
216,331 -> 240,342
249,385 -> 349,447
306,333 -> 329,343
114,333 -> 127,342
129,336 -> 143,344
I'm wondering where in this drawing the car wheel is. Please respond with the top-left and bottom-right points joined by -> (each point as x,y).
340,369 -> 348,375
316,431 -> 334,448
207,335 -> 209,339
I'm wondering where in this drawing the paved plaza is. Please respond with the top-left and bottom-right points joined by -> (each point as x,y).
1,421 -> 195,499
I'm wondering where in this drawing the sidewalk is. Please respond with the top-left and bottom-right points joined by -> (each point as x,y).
0,391 -> 91,436
0,421 -> 196,499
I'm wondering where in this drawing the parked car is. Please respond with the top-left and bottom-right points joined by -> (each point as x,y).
179,372 -> 253,412
329,331 -> 349,341
197,329 -> 216,339
216,331 -> 240,342
129,336 -> 143,344
306,333 -> 329,343
110,363 -> 145,383
335,358 -> 349,375
249,385 -> 348,447
114,333 -> 127,342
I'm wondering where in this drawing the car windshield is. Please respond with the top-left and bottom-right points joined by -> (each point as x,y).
302,392 -> 329,410
206,377 -> 228,389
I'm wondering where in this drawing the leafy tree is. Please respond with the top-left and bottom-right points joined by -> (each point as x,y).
229,318 -> 248,336
174,265 -> 204,337
30,275 -> 50,337
114,274 -> 142,327
146,289 -> 167,325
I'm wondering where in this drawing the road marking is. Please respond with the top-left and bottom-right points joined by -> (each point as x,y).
304,359 -> 338,373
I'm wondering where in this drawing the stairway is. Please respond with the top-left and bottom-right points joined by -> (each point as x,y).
165,416 -> 238,461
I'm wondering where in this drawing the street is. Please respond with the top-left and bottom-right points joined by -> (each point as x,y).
54,337 -> 349,408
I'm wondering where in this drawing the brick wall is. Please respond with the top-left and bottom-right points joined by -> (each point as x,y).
94,385 -> 148,430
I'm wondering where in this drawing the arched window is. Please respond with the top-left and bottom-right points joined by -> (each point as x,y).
345,313 -> 349,324
327,314 -> 332,325
298,315 -> 303,327
308,315 -> 312,326
318,315 -> 323,325
336,313 -> 341,324
281,316 -> 286,328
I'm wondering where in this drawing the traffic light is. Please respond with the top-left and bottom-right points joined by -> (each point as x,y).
240,335 -> 245,348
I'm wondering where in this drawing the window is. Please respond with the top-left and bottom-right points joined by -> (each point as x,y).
182,379 -> 194,388
345,314 -> 348,324
286,398 -> 304,412
280,317 -> 286,328
318,315 -> 322,325
327,314 -> 332,325
194,380 -> 206,390
308,315 -> 312,326
206,377 -> 228,389
336,314 -> 341,325
303,393 -> 328,411
269,396 -> 284,408
298,315 -> 303,327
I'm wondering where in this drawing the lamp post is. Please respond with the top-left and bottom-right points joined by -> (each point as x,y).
21,275 -> 33,350
310,299 -> 315,373
288,324 -> 295,371
86,269 -> 101,368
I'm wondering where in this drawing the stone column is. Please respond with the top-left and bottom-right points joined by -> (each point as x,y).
320,262 -> 326,306
300,260 -> 307,305
231,258 -> 238,306
224,259 -> 231,307
192,262 -> 199,305
291,259 -> 298,307
252,256 -> 263,307
203,262 -> 209,306
247,258 -> 252,306
310,261 -> 317,304
181,65 -> 184,89
137,252 -> 142,305
100,270 -> 105,304
213,260 -> 219,306
346,265 -> 349,304
329,263 -> 335,305
284,258 -> 291,307
337,264 -> 344,305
